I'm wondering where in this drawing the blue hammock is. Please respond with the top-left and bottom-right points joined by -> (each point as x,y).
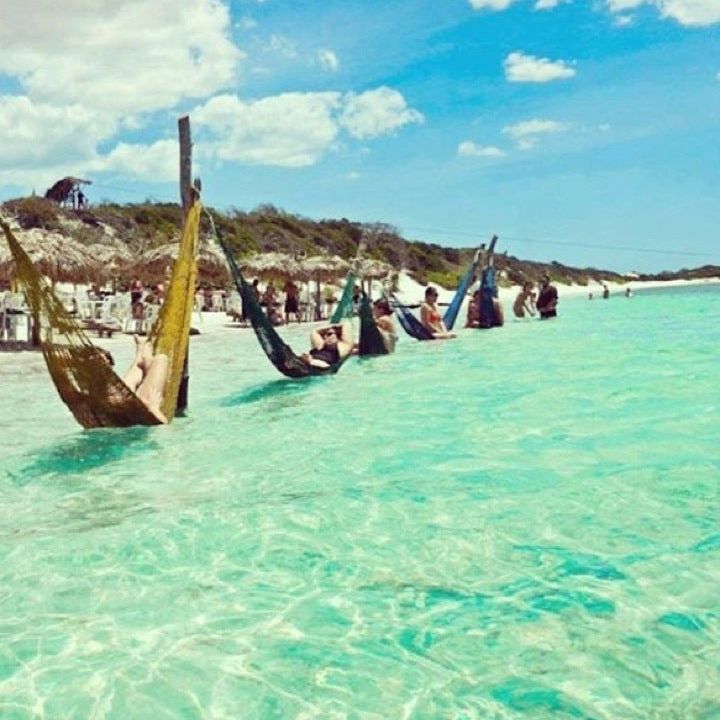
391,295 -> 434,341
442,240 -> 490,330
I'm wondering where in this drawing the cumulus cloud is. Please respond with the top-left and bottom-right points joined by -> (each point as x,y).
502,119 -> 571,149
338,87 -> 424,140
0,1 -> 242,114
457,142 -> 506,158
88,140 -> 179,181
0,96 -> 116,167
193,92 -> 341,167
606,0 -> 720,26
318,49 -> 340,72
191,87 -> 422,167
468,0 -> 518,9
504,52 -> 576,83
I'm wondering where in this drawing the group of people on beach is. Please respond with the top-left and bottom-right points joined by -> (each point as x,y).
113,273 -> 559,422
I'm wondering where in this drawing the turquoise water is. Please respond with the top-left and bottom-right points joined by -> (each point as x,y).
1,284 -> 719,719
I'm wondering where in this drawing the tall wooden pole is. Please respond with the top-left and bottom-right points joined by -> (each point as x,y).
176,115 -> 193,415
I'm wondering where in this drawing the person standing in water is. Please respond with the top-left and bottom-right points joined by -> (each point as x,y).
513,281 -> 536,318
536,275 -> 558,319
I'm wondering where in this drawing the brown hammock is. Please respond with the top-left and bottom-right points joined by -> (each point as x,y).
0,202 -> 201,428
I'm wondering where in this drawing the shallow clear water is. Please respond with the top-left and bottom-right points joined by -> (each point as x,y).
1,285 -> 719,719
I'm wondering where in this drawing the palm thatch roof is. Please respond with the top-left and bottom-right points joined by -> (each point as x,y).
240,252 -> 304,280
130,239 -> 229,286
0,228 -> 96,283
299,255 -> 350,281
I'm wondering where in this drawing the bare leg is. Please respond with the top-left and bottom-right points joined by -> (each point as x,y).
121,335 -> 148,391
136,353 -> 169,423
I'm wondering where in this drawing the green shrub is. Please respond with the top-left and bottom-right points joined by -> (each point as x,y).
4,196 -> 60,230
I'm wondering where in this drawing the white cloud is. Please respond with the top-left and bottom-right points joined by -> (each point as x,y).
457,142 -> 506,158
502,119 -> 571,149
504,52 -> 576,83
318,49 -> 340,72
192,87 -> 423,167
338,87 -> 424,140
535,0 -> 572,9
468,0 -> 518,9
88,140 -> 179,182
606,0 -> 720,26
614,13 -> 635,24
0,96 -> 116,167
193,92 -> 341,167
0,1 -> 242,114
267,34 -> 297,58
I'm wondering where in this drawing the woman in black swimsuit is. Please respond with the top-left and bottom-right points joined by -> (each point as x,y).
301,321 -> 353,368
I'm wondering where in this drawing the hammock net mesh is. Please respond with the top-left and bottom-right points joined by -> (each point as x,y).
0,203 -> 201,428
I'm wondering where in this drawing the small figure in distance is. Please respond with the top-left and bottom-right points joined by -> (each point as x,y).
602,283 -> 610,299
589,292 -> 593,300
301,322 -> 353,368
513,281 -> 536,319
251,278 -> 261,301
625,287 -> 632,298
373,298 -> 398,352
324,284 -> 338,319
420,286 -> 456,339
119,335 -> 170,423
283,279 -> 301,323
536,274 -> 558,320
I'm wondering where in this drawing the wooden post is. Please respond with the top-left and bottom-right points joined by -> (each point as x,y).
176,115 -> 193,415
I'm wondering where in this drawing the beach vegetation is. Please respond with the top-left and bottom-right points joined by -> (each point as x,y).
1,196 -> 717,287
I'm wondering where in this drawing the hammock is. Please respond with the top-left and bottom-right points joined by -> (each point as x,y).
213,224 -> 349,378
0,203 -> 201,428
330,270 -> 357,323
358,293 -> 389,356
391,295 -> 434,341
443,242 -> 487,330
476,235 -> 501,329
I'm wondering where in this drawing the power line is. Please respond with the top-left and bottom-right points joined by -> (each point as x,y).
400,225 -> 716,259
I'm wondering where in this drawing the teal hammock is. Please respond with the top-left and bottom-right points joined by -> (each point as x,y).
215,228 -> 349,378
330,270 -> 357,323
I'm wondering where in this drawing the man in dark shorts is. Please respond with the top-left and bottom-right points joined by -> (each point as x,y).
536,274 -> 558,319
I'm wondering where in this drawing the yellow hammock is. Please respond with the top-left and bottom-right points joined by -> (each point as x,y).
0,202 -> 201,428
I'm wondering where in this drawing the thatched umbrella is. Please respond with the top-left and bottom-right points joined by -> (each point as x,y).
355,258 -> 393,280
0,228 -> 96,284
133,240 -> 229,286
240,252 -> 304,281
299,255 -> 351,320
85,240 -> 134,283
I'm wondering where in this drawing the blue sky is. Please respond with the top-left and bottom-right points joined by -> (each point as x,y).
1,0 -> 719,272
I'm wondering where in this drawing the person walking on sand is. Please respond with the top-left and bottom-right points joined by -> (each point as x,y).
536,275 -> 558,320
513,281 -> 536,318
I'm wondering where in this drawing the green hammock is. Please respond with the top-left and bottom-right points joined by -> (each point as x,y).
213,225 -> 348,378
358,293 -> 389,356
330,270 -> 357,323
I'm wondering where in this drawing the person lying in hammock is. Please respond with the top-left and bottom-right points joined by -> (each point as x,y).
420,286 -> 456,339
301,321 -> 353,368
119,335 -> 170,423
373,298 -> 398,352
